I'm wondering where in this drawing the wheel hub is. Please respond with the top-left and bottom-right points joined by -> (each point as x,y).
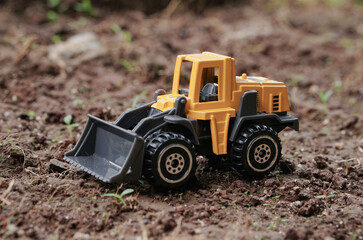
254,143 -> 271,164
165,153 -> 184,174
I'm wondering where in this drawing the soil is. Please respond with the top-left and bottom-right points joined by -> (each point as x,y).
0,1 -> 362,239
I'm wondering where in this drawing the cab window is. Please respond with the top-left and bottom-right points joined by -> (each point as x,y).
199,67 -> 219,102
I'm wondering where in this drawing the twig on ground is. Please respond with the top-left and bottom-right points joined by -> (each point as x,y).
24,168 -> 40,176
21,147 -> 26,170
352,158 -> 361,168
50,184 -> 71,198
171,217 -> 183,236
0,179 -> 15,205
13,35 -> 37,65
162,0 -> 182,18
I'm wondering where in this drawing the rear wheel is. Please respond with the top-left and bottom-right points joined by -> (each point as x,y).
230,125 -> 281,176
143,132 -> 196,188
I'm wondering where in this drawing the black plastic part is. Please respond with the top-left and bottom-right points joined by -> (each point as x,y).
179,89 -> 189,96
174,96 -> 187,116
133,109 -> 173,138
230,90 -> 299,142
154,89 -> 166,101
132,96 -> 189,139
64,115 -> 145,183
230,113 -> 299,142
114,102 -> 154,129
163,115 -> 199,145
200,83 -> 218,102
236,90 -> 257,117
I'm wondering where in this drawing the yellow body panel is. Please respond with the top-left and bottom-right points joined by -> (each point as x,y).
151,94 -> 182,111
152,52 -> 290,155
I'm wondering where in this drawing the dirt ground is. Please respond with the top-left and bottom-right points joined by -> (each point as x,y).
0,1 -> 362,239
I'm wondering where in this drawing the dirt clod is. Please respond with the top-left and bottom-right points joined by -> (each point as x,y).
280,160 -> 296,174
314,155 -> 329,169
285,228 -> 314,240
264,178 -> 280,187
298,199 -> 322,217
314,170 -> 334,182
339,116 -> 359,130
332,175 -> 347,189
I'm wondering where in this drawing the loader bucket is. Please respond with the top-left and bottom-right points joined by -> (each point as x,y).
64,115 -> 144,183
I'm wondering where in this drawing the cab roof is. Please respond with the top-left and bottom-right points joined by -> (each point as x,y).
181,52 -> 232,62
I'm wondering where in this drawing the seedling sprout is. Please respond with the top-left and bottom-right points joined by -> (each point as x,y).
64,115 -> 78,138
103,188 -> 134,206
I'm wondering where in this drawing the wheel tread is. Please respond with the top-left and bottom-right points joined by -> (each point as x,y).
230,124 -> 281,176
143,131 -> 195,187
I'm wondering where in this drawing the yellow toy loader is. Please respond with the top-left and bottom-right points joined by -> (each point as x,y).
64,52 -> 299,188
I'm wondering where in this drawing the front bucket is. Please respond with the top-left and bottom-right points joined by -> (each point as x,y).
64,115 -> 144,183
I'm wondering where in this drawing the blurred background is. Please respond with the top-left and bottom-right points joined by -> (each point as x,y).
0,0 -> 362,117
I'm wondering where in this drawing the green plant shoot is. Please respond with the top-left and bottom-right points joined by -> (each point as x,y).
318,90 -> 333,107
103,188 -> 134,206
64,115 -> 78,138
131,91 -> 148,109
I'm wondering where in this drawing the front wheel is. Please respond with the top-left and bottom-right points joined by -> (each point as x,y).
143,132 -> 196,188
230,125 -> 281,176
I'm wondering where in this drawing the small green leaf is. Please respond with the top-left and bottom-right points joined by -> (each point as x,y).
290,75 -> 305,87
111,23 -> 122,35
47,0 -> 60,8
73,0 -> 93,16
51,35 -> 62,44
27,110 -> 36,120
64,115 -> 72,125
315,195 -> 326,199
131,91 -> 147,109
103,193 -> 122,201
47,10 -> 59,22
72,99 -> 83,108
336,158 -> 355,163
318,90 -> 333,104
119,59 -> 134,70
123,31 -> 132,43
120,188 -> 134,197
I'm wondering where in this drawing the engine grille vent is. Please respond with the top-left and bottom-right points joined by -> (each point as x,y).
272,95 -> 280,112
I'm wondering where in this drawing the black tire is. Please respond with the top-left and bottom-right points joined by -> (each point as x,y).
230,124 -> 281,176
143,131 -> 197,188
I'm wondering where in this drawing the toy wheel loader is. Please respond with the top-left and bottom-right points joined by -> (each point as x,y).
64,52 -> 298,188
